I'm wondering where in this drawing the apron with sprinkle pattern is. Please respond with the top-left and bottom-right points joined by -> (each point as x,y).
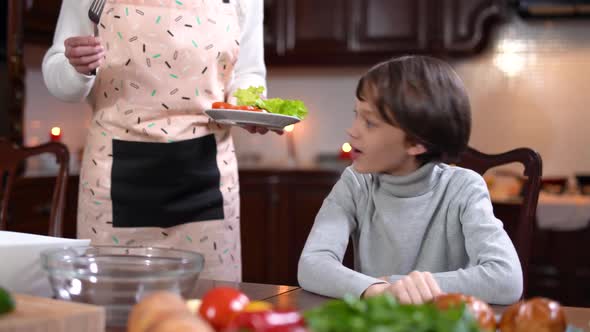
77,0 -> 242,281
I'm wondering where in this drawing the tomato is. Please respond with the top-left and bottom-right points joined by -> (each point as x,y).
198,287 -> 250,330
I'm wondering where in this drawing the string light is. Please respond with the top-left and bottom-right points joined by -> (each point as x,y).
50,127 -> 62,142
342,142 -> 352,153
50,127 -> 61,136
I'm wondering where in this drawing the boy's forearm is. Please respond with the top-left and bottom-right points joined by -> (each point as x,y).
298,254 -> 386,298
384,263 -> 522,304
434,174 -> 523,304
298,168 -> 379,298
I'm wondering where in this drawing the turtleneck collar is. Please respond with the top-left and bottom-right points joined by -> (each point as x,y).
375,162 -> 443,198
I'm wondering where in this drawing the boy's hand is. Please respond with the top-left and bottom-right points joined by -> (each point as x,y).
361,282 -> 390,298
386,271 -> 442,304
64,36 -> 104,75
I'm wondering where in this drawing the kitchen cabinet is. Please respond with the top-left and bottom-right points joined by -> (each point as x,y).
348,0 -> 433,53
23,0 -> 61,45
239,169 -> 344,285
265,0 -> 508,65
264,0 -> 349,60
20,1 -> 507,64
440,0 -> 508,53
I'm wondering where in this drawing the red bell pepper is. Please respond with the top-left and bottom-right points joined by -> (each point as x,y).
223,309 -> 307,332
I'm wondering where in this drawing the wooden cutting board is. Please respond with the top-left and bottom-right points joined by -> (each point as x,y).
0,294 -> 105,332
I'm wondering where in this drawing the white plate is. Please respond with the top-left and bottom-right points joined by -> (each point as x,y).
205,109 -> 301,130
0,231 -> 90,297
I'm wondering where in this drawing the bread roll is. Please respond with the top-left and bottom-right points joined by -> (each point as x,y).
127,291 -> 191,332
146,312 -> 214,332
499,297 -> 566,332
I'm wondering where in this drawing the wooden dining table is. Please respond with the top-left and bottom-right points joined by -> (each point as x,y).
106,279 -> 590,332
264,287 -> 590,331
111,279 -> 590,331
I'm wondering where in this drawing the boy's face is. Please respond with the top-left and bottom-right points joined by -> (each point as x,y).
347,98 -> 425,176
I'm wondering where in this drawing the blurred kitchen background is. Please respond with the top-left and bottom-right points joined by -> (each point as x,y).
6,0 -> 590,177
2,0 -> 590,306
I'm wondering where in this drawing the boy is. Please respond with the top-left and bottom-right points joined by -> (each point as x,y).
297,56 -> 522,305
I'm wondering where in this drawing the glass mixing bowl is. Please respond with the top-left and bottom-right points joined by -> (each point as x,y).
41,246 -> 204,327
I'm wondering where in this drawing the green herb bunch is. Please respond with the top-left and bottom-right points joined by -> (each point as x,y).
303,294 -> 482,332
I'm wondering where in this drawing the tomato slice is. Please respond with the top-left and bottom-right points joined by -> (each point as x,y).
212,102 -> 263,111
212,101 -> 230,109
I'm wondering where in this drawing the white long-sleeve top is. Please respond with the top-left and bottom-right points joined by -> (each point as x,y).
42,0 -> 266,103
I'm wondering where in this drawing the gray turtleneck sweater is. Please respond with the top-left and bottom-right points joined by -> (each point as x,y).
297,163 -> 523,305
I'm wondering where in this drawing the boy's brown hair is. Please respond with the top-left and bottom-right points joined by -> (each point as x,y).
356,55 -> 471,163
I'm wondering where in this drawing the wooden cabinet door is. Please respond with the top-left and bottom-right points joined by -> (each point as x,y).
265,0 -> 351,63
440,0 -> 508,53
284,0 -> 349,55
239,170 -> 340,286
239,172 -> 283,284
349,0 -> 433,53
24,0 -> 61,45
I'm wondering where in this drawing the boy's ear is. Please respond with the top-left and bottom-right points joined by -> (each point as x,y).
407,143 -> 427,156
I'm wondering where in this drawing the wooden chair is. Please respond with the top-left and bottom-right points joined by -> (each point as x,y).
0,139 -> 69,237
456,146 -> 543,297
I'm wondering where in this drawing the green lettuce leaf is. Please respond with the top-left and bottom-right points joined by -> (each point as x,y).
257,98 -> 308,119
234,86 -> 265,107
233,86 -> 309,119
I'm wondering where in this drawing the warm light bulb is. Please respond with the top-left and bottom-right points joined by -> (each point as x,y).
284,124 -> 295,132
342,142 -> 352,153
50,127 -> 61,136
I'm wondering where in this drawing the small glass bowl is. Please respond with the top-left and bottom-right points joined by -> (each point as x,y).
41,246 -> 204,327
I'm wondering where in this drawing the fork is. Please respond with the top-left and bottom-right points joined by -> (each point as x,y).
88,0 -> 106,24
